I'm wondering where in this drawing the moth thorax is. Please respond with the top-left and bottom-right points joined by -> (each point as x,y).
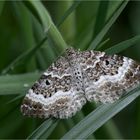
65,47 -> 77,61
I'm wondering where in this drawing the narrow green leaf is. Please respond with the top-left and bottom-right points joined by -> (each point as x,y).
6,94 -> 24,104
0,104 -> 19,121
88,1 -> 128,50
134,98 -> 140,138
61,85 -> 140,139
76,20 -> 94,50
105,35 -> 140,54
77,1 -> 123,51
0,73 -> 40,95
1,36 -> 47,74
57,0 -> 82,27
39,120 -> 59,139
27,118 -> 59,139
25,1 -> 67,50
97,38 -> 110,49
13,2 -> 36,71
24,1 -> 52,31
0,107 -> 23,138
2,0 -> 77,74
103,120 -> 122,139
32,14 -> 57,70
0,1 -> 5,16
93,1 -> 109,37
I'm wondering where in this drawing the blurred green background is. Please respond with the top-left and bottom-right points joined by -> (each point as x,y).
0,1 -> 140,139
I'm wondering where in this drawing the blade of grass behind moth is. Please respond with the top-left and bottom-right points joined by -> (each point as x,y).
93,1 -> 109,38
27,118 -> 59,139
62,119 -> 75,132
88,0 -> 128,50
0,1 -> 5,15
54,1 -> 76,44
39,120 -> 59,139
0,102 -> 19,121
105,35 -> 140,54
61,85 -> 140,139
96,38 -> 110,49
94,119 -> 122,139
33,16 -> 57,70
75,19 -> 94,50
0,72 -> 40,95
103,120 -> 122,138
31,0 -> 82,68
72,111 -> 95,139
23,1 -> 51,32
0,106 -> 23,138
56,0 -> 82,27
1,0 -> 53,74
2,3 -> 48,73
62,111 -> 95,139
0,72 -> 40,84
134,98 -> 140,138
1,36 -> 47,74
6,94 -> 25,105
2,0 -> 78,74
25,1 -> 67,51
76,1 -> 120,51
87,102 -> 122,139
13,2 -> 36,71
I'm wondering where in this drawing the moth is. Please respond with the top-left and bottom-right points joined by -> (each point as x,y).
21,47 -> 140,119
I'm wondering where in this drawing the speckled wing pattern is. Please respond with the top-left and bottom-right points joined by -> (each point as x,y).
21,49 -> 86,119
79,50 -> 140,103
21,47 -> 140,119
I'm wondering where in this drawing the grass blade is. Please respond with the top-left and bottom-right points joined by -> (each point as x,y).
25,1 -> 67,50
39,120 -> 59,139
105,35 -> 140,54
97,38 -> 110,49
6,94 -> 24,104
1,36 -> 47,74
27,118 -> 59,139
61,86 -> 140,139
23,1 -> 52,32
2,0 -> 79,74
56,0 -> 82,27
93,1 -> 109,37
0,107 -> 23,138
0,1 -> 5,15
0,72 -> 40,95
12,2 -> 36,71
88,0 -> 128,50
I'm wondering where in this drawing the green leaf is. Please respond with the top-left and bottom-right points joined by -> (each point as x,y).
27,118 -> 59,139
24,1 -> 67,50
76,1 -> 123,51
38,120 -> 59,139
56,0 -> 82,27
24,1 -> 52,31
0,107 -> 23,138
105,35 -> 140,54
6,94 -> 24,104
2,0 -> 79,74
88,0 -> 128,50
93,1 -> 109,37
0,73 -> 40,95
12,2 -> 36,71
97,38 -> 110,49
1,36 -> 47,74
0,1 -> 5,16
61,85 -> 140,139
